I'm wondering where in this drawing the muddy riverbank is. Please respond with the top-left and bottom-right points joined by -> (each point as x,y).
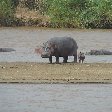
0,62 -> 112,83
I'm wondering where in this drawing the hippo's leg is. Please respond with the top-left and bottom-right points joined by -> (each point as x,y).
49,56 -> 52,63
63,56 -> 68,63
74,55 -> 77,63
73,50 -> 77,63
56,56 -> 59,64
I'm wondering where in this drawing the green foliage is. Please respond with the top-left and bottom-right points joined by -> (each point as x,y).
25,0 -> 45,14
45,0 -> 112,28
0,0 -> 14,18
46,0 -> 80,28
0,0 -> 112,28
25,0 -> 35,10
0,0 -> 19,26
80,0 -> 112,28
12,0 -> 19,8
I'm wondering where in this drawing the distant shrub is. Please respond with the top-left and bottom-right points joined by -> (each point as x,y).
0,0 -> 112,28
45,0 -> 112,28
0,0 -> 13,18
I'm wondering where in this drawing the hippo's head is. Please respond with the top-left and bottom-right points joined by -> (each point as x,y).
41,42 -> 56,58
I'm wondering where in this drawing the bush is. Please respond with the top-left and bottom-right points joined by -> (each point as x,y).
0,0 -> 20,26
0,0 -> 14,18
0,0 -> 112,28
45,0 -> 112,28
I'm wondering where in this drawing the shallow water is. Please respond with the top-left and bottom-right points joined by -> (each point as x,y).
0,27 -> 112,63
0,84 -> 112,112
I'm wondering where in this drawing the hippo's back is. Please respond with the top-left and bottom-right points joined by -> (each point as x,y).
48,37 -> 78,56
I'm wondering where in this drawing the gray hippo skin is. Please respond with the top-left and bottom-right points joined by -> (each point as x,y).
36,37 -> 78,63
0,48 -> 15,52
86,49 -> 112,55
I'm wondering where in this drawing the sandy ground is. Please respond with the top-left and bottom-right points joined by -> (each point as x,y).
0,62 -> 112,84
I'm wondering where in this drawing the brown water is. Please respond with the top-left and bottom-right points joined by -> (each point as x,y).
0,84 -> 112,112
0,27 -> 112,62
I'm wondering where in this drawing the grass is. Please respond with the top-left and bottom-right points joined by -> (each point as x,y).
0,0 -> 112,28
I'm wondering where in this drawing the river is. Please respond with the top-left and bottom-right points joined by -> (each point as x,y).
0,84 -> 112,112
0,27 -> 112,63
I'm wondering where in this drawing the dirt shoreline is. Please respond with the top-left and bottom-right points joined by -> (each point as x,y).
0,62 -> 112,84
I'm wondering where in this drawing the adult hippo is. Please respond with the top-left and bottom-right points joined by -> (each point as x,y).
35,37 -> 78,63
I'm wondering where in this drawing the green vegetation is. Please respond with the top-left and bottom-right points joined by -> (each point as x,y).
0,0 -> 19,26
45,0 -> 112,28
0,0 -> 13,26
0,0 -> 112,28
